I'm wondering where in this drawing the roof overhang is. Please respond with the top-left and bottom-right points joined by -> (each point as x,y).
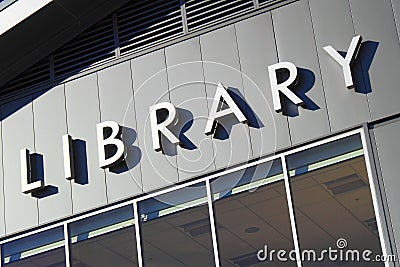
0,0 -> 52,36
0,0 -> 129,89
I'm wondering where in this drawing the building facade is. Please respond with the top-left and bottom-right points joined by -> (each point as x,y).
0,0 -> 399,266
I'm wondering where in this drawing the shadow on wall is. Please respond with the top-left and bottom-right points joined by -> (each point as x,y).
352,41 -> 379,94
281,67 -> 318,117
278,40 -> 379,117
110,126 -> 142,174
0,38 -> 379,195
214,87 -> 264,140
30,153 -> 59,199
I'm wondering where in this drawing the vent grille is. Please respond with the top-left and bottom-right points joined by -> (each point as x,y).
323,174 -> 367,195
259,0 -> 285,6
180,218 -> 222,237
1,0 -> 293,96
0,58 -> 50,94
117,0 -> 183,56
53,16 -> 115,78
185,0 -> 254,32
230,252 -> 260,267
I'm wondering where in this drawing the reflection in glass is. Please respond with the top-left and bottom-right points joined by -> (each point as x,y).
287,135 -> 383,266
2,227 -> 65,266
139,182 -> 215,267
211,160 -> 296,267
69,205 -> 138,266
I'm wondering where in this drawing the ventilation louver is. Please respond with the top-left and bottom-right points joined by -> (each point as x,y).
185,0 -> 254,32
230,252 -> 260,267
259,0 -> 288,6
323,174 -> 367,195
180,218 -> 221,237
0,57 -> 50,95
53,16 -> 115,78
0,0 -> 293,97
117,0 -> 183,56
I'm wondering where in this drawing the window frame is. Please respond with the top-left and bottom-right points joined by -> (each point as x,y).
0,126 -> 391,267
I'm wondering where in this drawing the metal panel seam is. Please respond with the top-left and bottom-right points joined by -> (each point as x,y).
270,11 -> 293,145
62,85 -> 74,213
390,0 -> 400,45
95,72 -> 109,204
128,60 -> 144,193
306,0 -> 332,133
232,23 -> 255,158
0,108 -> 5,235
198,36 -> 217,171
346,0 -> 373,123
31,96 -> 40,227
368,125 -> 399,262
162,48 -> 180,181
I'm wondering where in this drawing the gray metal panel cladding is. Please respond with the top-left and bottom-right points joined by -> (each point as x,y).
33,85 -> 73,224
0,115 -> 4,236
271,0 -> 331,145
391,0 -> 400,44
64,74 -> 108,213
200,25 -> 253,169
97,61 -> 143,202
373,120 -> 400,262
235,12 -> 291,156
130,50 -> 179,192
165,37 -> 216,181
1,96 -> 38,234
350,0 -> 400,121
308,0 -> 370,132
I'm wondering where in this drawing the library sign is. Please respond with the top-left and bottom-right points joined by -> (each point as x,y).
21,36 -> 362,194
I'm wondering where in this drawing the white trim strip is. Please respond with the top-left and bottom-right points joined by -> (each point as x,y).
206,179 -> 221,267
360,127 -> 390,267
133,202 -> 144,267
63,223 -> 71,267
281,156 -> 302,267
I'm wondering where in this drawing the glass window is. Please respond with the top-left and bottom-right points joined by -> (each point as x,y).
69,205 -> 138,266
287,134 -> 383,266
139,182 -> 215,266
2,226 -> 65,266
211,159 -> 296,266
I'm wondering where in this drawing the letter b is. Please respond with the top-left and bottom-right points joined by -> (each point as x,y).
97,121 -> 125,169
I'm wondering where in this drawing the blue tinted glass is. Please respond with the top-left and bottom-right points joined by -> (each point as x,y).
70,205 -> 134,237
2,227 -> 65,266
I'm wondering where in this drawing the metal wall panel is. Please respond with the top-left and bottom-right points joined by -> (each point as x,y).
33,86 -> 72,224
350,0 -> 400,120
235,13 -> 291,157
131,50 -> 179,192
309,0 -> 370,132
1,97 -> 38,234
200,25 -> 253,169
0,117 -> 4,236
97,62 -> 143,203
271,0 -> 331,145
373,120 -> 400,260
165,37 -> 216,181
391,0 -> 400,43
64,74 -> 108,213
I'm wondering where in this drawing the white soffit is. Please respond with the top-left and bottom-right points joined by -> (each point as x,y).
0,0 -> 52,35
